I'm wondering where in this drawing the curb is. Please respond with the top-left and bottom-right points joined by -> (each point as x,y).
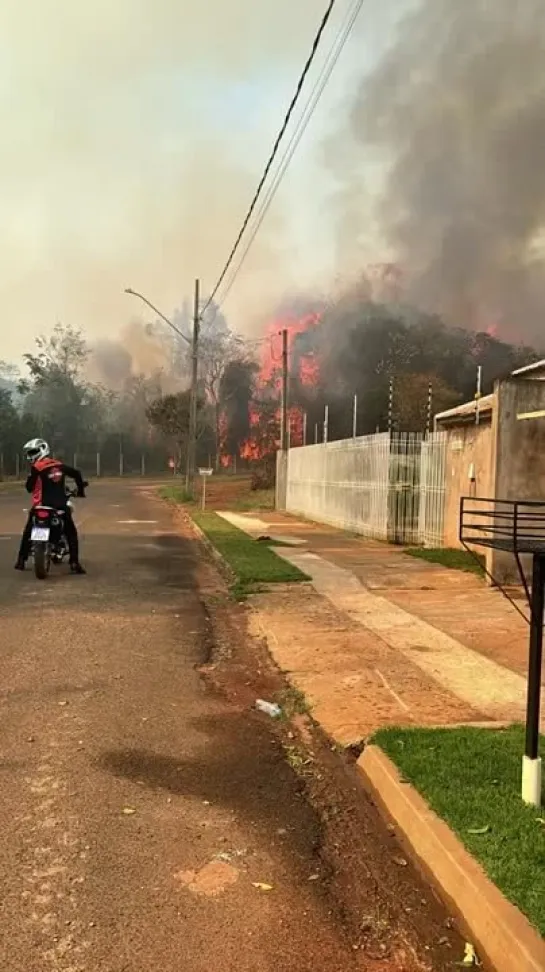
169,504 -> 236,584
357,745 -> 545,972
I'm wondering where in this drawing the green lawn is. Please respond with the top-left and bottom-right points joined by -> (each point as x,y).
404,546 -> 485,576
191,511 -> 309,598
373,725 -> 545,935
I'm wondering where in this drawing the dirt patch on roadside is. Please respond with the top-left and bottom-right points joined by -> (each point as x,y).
163,500 -> 469,972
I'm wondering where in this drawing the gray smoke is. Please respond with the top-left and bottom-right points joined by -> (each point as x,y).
88,320 -> 185,392
339,0 -> 545,343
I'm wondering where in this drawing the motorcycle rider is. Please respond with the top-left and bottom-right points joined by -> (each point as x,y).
14,438 -> 87,574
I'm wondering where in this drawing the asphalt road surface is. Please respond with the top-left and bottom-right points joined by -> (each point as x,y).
0,481 -> 374,972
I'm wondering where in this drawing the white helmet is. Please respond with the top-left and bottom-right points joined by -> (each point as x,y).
23,438 -> 50,463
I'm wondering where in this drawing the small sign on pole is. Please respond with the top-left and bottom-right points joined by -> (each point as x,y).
199,467 -> 213,510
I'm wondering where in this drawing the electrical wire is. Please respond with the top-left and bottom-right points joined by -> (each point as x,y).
216,0 -> 364,309
202,0 -> 338,317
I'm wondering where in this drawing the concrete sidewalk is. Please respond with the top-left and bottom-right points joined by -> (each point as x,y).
219,510 -> 539,744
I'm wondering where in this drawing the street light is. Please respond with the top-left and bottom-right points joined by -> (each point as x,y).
124,282 -> 201,490
123,288 -> 190,345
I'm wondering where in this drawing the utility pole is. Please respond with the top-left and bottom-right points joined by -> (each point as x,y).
186,278 -> 200,490
280,328 -> 289,452
123,284 -> 198,485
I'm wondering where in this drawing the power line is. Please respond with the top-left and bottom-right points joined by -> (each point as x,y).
202,0 -> 338,316
216,0 -> 364,309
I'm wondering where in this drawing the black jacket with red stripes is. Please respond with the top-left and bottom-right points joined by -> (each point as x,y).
26,458 -> 86,508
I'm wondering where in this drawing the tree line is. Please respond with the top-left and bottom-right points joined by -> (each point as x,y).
0,296 -> 539,479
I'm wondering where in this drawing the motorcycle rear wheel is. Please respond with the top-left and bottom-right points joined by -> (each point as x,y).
34,543 -> 50,580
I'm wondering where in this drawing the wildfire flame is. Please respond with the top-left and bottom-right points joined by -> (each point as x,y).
239,312 -> 320,460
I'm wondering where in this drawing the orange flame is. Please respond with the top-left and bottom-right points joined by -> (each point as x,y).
239,313 -> 320,459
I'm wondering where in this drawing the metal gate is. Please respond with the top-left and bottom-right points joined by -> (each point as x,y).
418,432 -> 448,547
388,433 -> 423,545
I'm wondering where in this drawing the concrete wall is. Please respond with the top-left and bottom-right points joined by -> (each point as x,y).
441,419 -> 494,548
489,377 -> 545,584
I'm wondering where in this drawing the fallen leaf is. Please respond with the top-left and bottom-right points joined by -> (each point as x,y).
467,825 -> 490,835
393,856 -> 408,867
308,874 -> 320,881
252,882 -> 273,892
122,807 -> 137,816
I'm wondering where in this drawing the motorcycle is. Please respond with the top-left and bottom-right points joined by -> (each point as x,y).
30,484 -> 87,580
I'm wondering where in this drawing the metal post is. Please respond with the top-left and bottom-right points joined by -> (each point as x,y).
201,474 -> 207,511
280,328 -> 288,452
314,423 -> 318,445
522,553 -> 545,806
426,382 -> 433,435
119,442 -> 124,477
476,365 -> 482,427
303,412 -> 307,447
324,405 -> 329,444
388,378 -> 394,434
186,278 -> 200,492
352,394 -> 358,440
96,452 -> 101,478
0,453 -> 4,481
141,454 -> 146,477
16,453 -> 20,480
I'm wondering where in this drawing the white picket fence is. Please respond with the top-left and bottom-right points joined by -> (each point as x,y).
279,430 -> 447,547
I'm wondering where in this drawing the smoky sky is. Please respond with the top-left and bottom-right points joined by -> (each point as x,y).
0,0 -> 356,361
340,0 -> 545,344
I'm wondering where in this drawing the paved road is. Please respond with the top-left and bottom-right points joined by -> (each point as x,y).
0,482 -> 375,972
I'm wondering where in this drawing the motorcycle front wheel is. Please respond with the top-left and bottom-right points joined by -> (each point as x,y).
34,543 -> 50,580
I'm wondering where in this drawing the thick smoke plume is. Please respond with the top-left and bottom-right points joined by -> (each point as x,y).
0,0 -> 325,360
341,0 -> 545,344
87,321 -> 185,393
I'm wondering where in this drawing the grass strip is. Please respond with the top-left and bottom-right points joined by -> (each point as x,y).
190,510 -> 309,598
404,546 -> 485,575
373,724 -> 545,935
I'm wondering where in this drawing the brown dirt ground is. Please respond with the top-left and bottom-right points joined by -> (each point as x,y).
168,501 -> 476,972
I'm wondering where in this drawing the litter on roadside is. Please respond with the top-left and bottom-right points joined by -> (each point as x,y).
255,699 -> 282,718
459,942 -> 480,967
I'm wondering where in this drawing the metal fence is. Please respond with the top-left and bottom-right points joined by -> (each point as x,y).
389,432 -> 423,545
283,433 -> 425,543
418,431 -> 448,548
280,431 -> 448,546
0,448 -> 172,481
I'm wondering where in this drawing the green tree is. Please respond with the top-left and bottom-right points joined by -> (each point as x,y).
146,391 -> 211,472
0,389 -> 20,477
20,324 -> 93,458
